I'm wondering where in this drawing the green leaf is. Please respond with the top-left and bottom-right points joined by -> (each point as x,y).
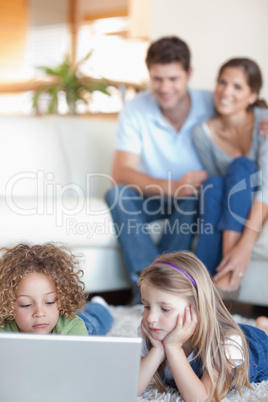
76,95 -> 88,105
80,85 -> 93,94
36,66 -> 62,77
47,90 -> 58,114
97,84 -> 111,96
76,50 -> 93,67
32,89 -> 42,109
33,52 -> 110,114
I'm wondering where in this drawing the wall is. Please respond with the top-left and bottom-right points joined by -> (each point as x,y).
0,0 -> 28,79
134,0 -> 268,100
80,0 -> 128,19
30,0 -> 67,26
30,0 -> 128,26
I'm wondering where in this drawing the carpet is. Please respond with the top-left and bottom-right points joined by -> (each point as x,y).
107,305 -> 268,401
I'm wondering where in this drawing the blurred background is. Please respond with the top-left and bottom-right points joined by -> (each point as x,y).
0,0 -> 267,115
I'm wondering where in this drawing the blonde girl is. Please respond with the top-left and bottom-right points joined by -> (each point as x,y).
138,251 -> 268,401
0,243 -> 113,335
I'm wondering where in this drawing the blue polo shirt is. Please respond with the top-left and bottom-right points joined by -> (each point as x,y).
116,88 -> 214,181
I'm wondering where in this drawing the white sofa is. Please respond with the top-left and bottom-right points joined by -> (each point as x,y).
0,115 -> 131,293
1,115 -> 268,306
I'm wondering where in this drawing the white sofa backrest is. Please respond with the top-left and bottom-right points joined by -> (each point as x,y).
56,117 -> 117,198
0,115 -> 117,199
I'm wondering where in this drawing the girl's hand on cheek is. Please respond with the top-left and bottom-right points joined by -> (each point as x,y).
141,319 -> 164,352
163,306 -> 198,349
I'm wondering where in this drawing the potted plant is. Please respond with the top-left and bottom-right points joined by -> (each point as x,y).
32,52 -> 110,115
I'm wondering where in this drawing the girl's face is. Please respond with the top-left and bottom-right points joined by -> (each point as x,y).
214,67 -> 257,116
14,272 -> 59,334
141,280 -> 189,342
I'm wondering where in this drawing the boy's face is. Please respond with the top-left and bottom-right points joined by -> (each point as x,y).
149,62 -> 191,113
14,272 -> 59,334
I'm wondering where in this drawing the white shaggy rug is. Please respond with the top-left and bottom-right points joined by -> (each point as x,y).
108,305 -> 268,402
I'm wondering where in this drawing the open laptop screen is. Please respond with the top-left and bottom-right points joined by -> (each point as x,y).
0,333 -> 142,402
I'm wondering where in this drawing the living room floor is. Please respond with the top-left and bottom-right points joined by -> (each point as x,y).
90,289 -> 268,320
226,300 -> 268,319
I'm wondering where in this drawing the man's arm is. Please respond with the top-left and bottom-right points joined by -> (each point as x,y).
112,150 -> 208,197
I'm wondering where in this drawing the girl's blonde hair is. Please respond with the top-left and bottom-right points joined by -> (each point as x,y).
0,243 -> 86,326
138,251 -> 252,401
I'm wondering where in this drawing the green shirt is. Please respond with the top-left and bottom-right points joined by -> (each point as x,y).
0,315 -> 88,335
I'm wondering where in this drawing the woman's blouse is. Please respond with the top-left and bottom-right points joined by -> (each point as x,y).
192,107 -> 268,205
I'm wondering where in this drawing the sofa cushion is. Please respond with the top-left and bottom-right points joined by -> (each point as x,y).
56,117 -> 118,197
1,196 -> 115,247
0,194 -> 165,248
251,219 -> 268,260
0,116 -> 70,197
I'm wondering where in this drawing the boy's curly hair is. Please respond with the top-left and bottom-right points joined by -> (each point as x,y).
0,243 -> 86,326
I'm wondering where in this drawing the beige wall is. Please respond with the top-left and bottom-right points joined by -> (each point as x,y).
131,0 -> 268,100
0,0 -> 29,79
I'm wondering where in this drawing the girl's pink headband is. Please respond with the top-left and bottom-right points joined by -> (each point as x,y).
153,262 -> 197,290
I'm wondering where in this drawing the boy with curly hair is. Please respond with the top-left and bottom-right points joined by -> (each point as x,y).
0,243 -> 113,335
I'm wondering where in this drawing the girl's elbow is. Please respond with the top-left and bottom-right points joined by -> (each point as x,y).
137,389 -> 144,397
137,382 -> 146,397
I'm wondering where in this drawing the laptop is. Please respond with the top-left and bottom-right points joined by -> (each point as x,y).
0,333 -> 142,402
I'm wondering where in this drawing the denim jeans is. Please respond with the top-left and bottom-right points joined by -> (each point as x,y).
196,157 -> 259,275
78,302 -> 113,335
105,185 -> 198,283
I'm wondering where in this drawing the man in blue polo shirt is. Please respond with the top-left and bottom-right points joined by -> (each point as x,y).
105,36 -> 214,303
